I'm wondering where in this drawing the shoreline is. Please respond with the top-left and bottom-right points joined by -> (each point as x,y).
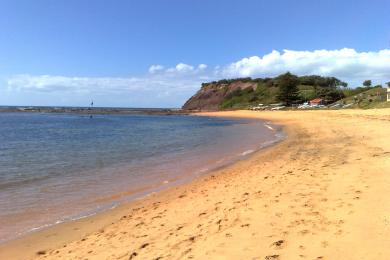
0,116 -> 282,244
1,109 -> 390,259
0,114 -> 283,259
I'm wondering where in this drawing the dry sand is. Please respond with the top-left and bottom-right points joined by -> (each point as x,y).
1,109 -> 390,260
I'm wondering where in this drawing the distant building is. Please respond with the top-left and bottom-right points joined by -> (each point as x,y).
387,87 -> 390,102
309,98 -> 324,106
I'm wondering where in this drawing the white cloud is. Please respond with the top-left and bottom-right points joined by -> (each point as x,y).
7,75 -> 152,93
5,48 -> 390,107
7,74 -> 203,94
198,64 -> 207,70
176,63 -> 194,72
166,63 -> 194,73
148,65 -> 164,74
6,64 -> 211,107
221,48 -> 390,85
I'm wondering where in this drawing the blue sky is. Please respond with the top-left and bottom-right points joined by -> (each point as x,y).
1,0 -> 390,107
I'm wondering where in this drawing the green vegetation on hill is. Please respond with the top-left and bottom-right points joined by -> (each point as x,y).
218,73 -> 347,109
220,85 -> 278,109
185,74 -> 389,111
341,86 -> 379,98
331,86 -> 390,109
276,73 -> 301,105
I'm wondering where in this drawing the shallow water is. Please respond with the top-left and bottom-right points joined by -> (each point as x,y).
0,112 -> 282,242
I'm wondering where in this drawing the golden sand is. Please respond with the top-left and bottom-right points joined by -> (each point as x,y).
1,109 -> 390,260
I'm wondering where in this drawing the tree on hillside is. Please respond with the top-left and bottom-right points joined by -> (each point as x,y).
386,82 -> 390,88
363,80 -> 372,87
317,87 -> 345,104
276,72 -> 301,105
340,82 -> 348,88
255,83 -> 269,100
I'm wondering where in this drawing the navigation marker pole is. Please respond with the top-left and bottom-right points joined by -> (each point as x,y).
89,100 -> 94,119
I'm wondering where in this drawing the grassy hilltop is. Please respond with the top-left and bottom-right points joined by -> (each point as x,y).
332,87 -> 390,109
183,72 -> 388,110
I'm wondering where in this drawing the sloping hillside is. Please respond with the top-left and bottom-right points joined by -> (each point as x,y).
183,74 -> 347,110
182,79 -> 258,110
331,87 -> 390,109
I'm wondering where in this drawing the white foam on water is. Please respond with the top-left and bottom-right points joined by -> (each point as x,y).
265,124 -> 274,131
216,158 -> 225,164
199,168 -> 209,173
241,149 -> 255,156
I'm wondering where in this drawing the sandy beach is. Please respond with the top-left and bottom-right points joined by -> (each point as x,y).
1,109 -> 390,260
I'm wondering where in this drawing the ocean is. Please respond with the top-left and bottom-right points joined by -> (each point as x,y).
0,112 -> 283,242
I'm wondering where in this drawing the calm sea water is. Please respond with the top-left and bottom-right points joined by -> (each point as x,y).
0,112 -> 282,242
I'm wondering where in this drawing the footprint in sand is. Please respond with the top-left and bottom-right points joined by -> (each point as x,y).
270,240 -> 285,249
299,229 -> 310,235
36,250 -> 46,256
128,251 -> 138,259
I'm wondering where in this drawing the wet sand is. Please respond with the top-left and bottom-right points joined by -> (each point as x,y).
1,109 -> 390,259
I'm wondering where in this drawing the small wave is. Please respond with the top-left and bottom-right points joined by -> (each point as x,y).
215,158 -> 225,164
241,150 -> 255,156
146,192 -> 156,197
15,208 -> 103,242
264,124 -> 274,131
72,211 -> 100,221
259,132 -> 286,149
28,223 -> 53,232
198,168 -> 209,173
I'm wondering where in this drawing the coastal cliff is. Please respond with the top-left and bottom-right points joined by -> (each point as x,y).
182,75 -> 345,111
182,79 -> 258,111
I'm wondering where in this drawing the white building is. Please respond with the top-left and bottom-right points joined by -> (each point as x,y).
388,86 -> 390,102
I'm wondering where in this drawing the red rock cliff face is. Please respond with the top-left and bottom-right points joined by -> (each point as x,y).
182,81 -> 257,110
